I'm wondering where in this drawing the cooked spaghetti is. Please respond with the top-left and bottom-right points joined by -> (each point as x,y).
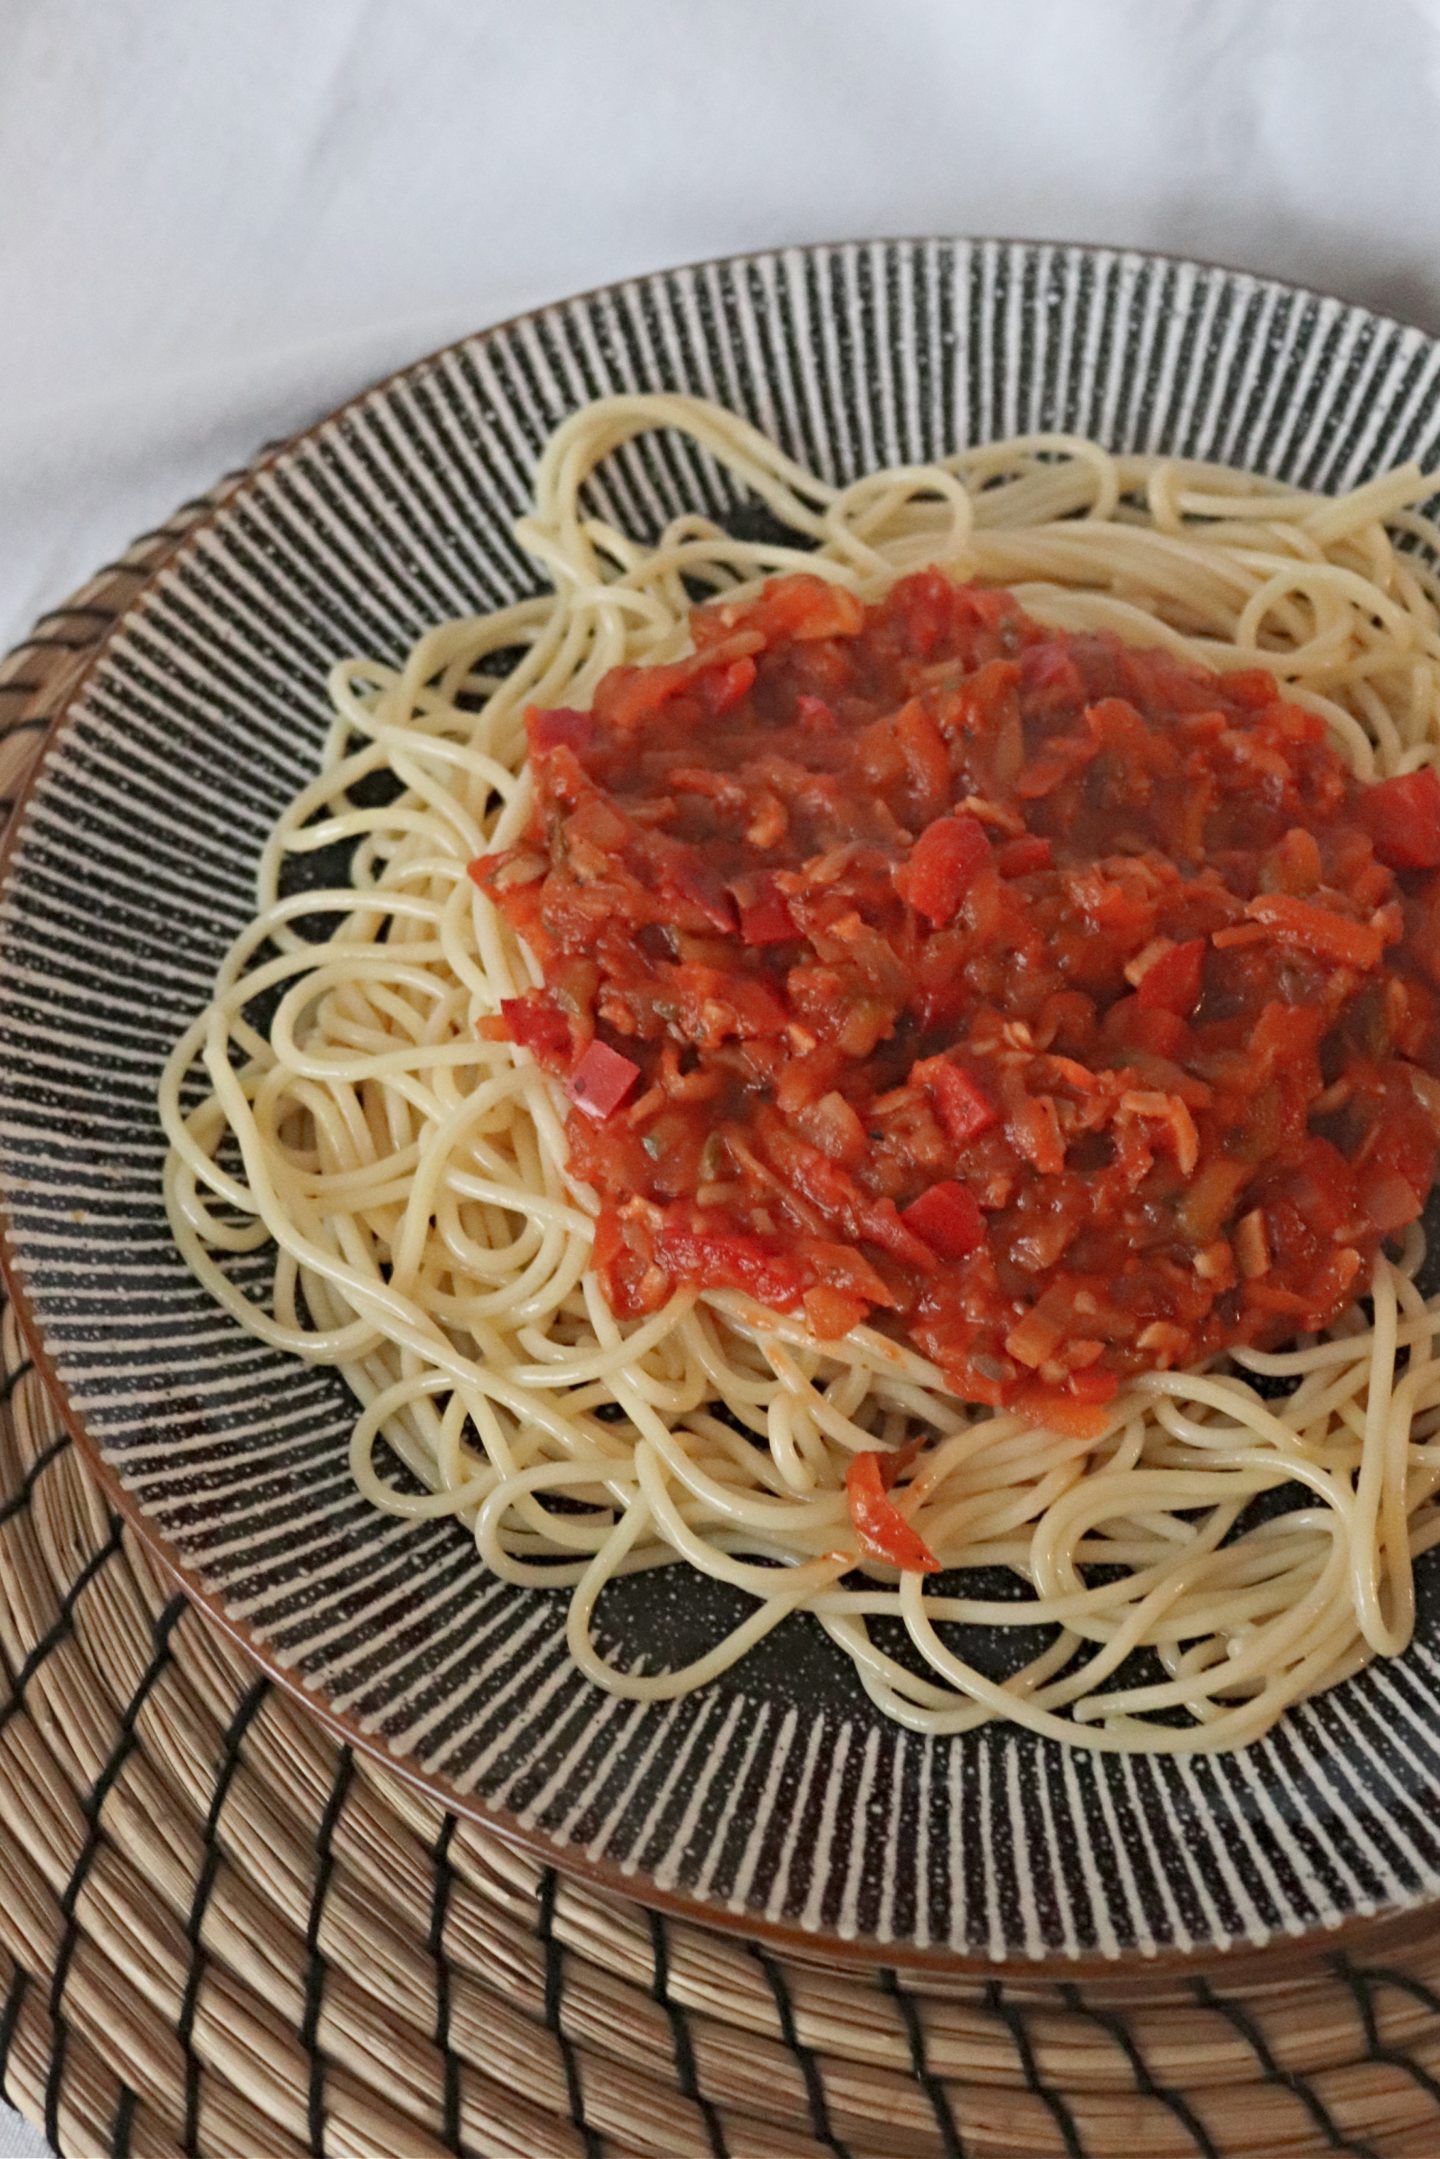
160,392 -> 1440,1752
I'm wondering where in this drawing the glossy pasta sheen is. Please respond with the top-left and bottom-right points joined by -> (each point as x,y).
161,391 -> 1440,1757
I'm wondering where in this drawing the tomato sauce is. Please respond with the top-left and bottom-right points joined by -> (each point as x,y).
475,569 -> 1440,1424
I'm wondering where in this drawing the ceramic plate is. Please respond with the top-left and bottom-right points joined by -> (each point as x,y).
6,240 -> 1440,1965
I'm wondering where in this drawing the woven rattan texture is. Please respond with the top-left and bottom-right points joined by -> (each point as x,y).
6,482 -> 1440,2158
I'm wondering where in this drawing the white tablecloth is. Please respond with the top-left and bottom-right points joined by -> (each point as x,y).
3,0 -> 1440,2150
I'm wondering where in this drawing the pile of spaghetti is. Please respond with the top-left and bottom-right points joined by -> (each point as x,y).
161,392 -> 1440,1752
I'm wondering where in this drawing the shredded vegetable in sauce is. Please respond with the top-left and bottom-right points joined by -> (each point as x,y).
478,568 -> 1440,1437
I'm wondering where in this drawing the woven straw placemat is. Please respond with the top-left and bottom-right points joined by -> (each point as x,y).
6,478 -> 1440,2159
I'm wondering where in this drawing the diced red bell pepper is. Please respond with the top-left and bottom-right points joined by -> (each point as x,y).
859,1196 -> 942,1273
495,993 -> 572,1063
1361,768 -> 1440,870
901,1180 -> 985,1258
996,834 -> 1053,877
737,888 -> 797,946
918,1061 -> 998,1146
845,1450 -> 941,1574
895,813 -> 992,925
567,1041 -> 641,1120
1136,937 -> 1206,1016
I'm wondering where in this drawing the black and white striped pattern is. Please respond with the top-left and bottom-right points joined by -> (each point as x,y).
5,241 -> 1440,1962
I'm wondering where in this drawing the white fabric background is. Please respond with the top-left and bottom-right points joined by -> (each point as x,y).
3,0 -> 1440,2150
